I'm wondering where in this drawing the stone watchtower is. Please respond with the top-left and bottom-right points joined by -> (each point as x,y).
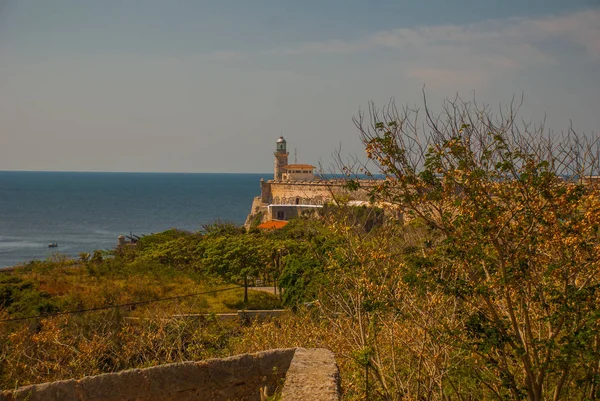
274,136 -> 289,180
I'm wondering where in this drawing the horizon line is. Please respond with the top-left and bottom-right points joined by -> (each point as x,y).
0,169 -> 273,175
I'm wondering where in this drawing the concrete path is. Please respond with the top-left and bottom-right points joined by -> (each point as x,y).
248,286 -> 280,295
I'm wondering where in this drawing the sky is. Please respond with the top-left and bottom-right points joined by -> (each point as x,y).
1,0 -> 599,173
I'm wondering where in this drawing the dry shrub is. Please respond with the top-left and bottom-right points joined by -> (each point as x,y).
0,309 -> 237,388
231,312 -> 383,400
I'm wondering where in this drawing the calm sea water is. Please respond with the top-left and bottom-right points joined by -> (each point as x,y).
0,171 -> 270,268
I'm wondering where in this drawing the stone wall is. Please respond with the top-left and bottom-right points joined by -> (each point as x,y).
0,348 -> 340,401
281,348 -> 340,400
260,180 -> 272,204
269,181 -> 345,205
267,180 -> 376,205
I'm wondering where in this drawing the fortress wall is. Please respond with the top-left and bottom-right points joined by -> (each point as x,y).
268,181 -> 372,205
260,181 -> 272,203
270,182 -> 340,202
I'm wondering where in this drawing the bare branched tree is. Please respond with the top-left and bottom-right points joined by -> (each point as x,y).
324,94 -> 600,400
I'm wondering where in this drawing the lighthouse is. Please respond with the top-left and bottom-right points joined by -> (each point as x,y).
274,136 -> 289,181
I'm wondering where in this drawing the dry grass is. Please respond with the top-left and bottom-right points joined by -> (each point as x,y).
0,260 -> 283,389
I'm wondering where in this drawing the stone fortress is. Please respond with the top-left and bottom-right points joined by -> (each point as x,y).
245,136 -> 380,227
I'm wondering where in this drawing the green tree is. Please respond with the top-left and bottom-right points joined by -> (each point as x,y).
203,234 -> 269,304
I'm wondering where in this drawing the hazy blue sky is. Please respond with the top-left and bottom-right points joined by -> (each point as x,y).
1,0 -> 599,173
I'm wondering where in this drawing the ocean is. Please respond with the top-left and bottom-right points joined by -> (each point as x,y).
0,171 -> 270,268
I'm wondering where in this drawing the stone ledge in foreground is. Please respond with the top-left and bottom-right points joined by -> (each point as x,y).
0,347 -> 340,401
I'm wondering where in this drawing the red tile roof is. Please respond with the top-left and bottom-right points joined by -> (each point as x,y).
257,220 -> 289,229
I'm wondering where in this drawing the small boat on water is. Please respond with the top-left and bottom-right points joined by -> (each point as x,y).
48,242 -> 58,248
